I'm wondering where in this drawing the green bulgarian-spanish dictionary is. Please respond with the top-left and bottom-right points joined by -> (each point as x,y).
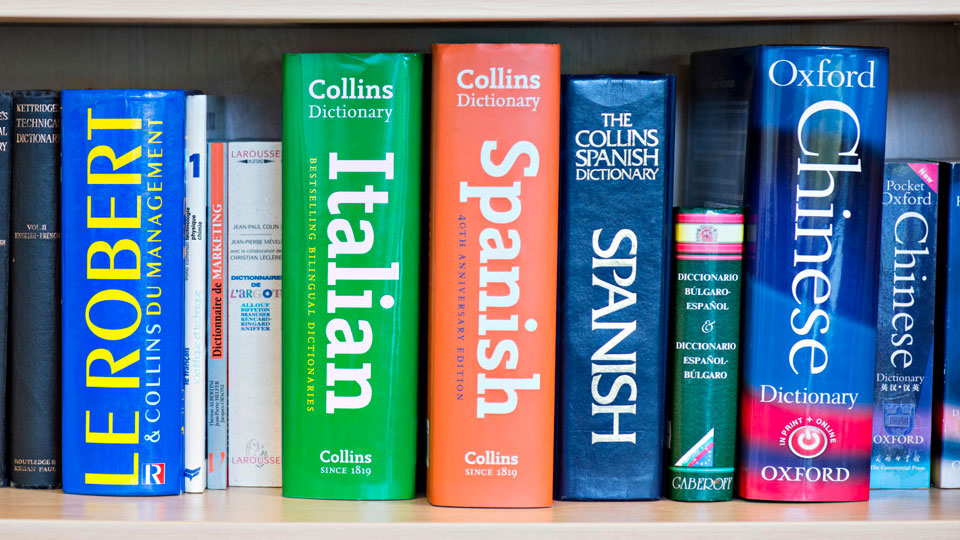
281,53 -> 423,499
666,207 -> 743,501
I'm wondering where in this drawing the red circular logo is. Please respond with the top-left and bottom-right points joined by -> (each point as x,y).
788,425 -> 828,459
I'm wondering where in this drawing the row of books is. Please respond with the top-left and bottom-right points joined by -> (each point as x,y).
0,43 -> 957,506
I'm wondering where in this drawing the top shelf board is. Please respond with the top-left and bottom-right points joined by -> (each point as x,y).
2,0 -> 960,24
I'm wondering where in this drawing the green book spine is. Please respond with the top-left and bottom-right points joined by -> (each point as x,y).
281,53 -> 423,499
666,207 -> 743,501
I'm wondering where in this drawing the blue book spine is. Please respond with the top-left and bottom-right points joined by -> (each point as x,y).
61,89 -> 186,496
556,75 -> 674,500
934,162 -> 960,489
871,162 -> 939,489
689,46 -> 888,501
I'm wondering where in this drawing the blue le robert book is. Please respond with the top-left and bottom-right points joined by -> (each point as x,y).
61,90 -> 186,496
555,75 -> 675,500
871,161 -> 939,489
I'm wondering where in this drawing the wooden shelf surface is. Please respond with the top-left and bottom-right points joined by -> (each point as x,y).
0,0 -> 959,24
0,487 -> 958,538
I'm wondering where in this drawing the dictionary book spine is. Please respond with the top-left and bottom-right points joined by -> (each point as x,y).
281,53 -> 423,500
666,208 -> 743,502
207,142 -> 227,489
61,89 -> 186,496
428,43 -> 561,508
870,161 -> 939,489
555,75 -> 674,501
687,46 -> 888,502
9,91 -> 61,489
184,95 -> 208,493
227,141 -> 282,487
0,92 -> 11,487
933,161 -> 960,489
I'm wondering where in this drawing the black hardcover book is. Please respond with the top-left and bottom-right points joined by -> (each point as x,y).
8,91 -> 60,489
0,92 -> 11,487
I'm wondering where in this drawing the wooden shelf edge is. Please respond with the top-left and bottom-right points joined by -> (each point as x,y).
1,488 -> 958,539
2,517 -> 959,540
1,0 -> 959,24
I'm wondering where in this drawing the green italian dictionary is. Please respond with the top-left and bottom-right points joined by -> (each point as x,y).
666,207 -> 744,501
281,53 -> 423,499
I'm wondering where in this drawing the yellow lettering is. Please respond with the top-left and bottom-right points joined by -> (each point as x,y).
85,290 -> 142,341
87,145 -> 143,185
85,410 -> 138,444
87,196 -> 141,229
84,453 -> 139,486
86,349 -> 140,388
87,239 -> 141,280
87,108 -> 141,139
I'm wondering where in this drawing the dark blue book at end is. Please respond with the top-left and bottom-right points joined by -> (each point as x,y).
555,75 -> 675,500
934,161 -> 960,489
61,90 -> 186,496
0,91 -> 11,488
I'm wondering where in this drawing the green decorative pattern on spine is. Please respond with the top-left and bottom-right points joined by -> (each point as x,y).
666,207 -> 743,502
281,53 -> 423,499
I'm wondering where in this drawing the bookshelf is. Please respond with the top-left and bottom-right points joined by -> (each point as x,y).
0,488 -> 957,538
1,3 -> 959,538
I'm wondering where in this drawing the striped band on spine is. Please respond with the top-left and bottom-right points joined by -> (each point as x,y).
675,212 -> 744,262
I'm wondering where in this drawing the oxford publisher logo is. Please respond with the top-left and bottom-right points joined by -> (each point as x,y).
788,425 -> 829,458
767,58 -> 876,89
144,463 -> 166,485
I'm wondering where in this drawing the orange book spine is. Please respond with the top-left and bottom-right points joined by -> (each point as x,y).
427,43 -> 561,508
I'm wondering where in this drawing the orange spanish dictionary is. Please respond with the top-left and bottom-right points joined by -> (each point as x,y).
427,43 -> 561,508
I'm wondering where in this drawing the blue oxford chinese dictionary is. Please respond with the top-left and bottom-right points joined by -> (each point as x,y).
686,46 -> 888,501
61,89 -> 186,496
555,75 -> 675,500
871,161 -> 939,489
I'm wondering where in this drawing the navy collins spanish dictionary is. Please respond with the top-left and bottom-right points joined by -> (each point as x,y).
555,75 -> 675,500
61,90 -> 186,496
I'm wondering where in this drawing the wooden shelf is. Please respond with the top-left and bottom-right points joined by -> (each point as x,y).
0,5 -> 958,539
0,487 -> 957,538
0,0 -> 959,24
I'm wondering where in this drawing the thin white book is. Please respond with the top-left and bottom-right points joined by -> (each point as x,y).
183,94 -> 208,492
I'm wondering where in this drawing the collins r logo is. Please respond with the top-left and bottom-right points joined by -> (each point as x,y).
789,425 -> 828,459
144,463 -> 166,485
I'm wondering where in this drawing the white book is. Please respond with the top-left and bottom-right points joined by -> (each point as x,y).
226,141 -> 282,487
183,94 -> 208,493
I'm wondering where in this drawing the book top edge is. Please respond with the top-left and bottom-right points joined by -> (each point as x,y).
61,89 -> 186,95
675,206 -> 745,215
563,74 -> 674,82
693,44 -> 889,56
283,52 -> 424,58
431,42 -> 560,50
11,90 -> 59,98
